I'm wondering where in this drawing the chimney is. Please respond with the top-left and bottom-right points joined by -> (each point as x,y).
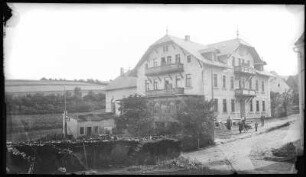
185,35 -> 190,41
120,67 -> 124,76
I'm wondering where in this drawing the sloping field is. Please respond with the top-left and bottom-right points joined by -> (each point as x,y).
5,80 -> 107,94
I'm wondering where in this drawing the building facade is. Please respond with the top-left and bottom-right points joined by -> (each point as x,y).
133,34 -> 272,124
104,69 -> 137,116
63,112 -> 115,138
269,71 -> 291,94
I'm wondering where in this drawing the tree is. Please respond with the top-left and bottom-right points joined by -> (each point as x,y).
281,89 -> 294,116
270,91 -> 281,117
176,97 -> 215,149
40,77 -> 47,80
118,94 -> 153,136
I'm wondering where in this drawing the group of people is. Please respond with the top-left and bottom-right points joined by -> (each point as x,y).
225,114 -> 266,133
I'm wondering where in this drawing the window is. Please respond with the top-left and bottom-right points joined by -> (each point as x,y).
256,100 -> 260,112
230,76 -> 234,89
222,75 -> 226,89
239,79 -> 241,88
231,99 -> 235,112
247,60 -> 250,66
175,54 -> 181,63
262,101 -> 266,111
250,100 -> 253,112
262,81 -> 265,92
186,74 -> 192,87
94,126 -> 98,134
167,56 -> 172,64
223,99 -> 227,113
187,55 -> 191,63
145,80 -> 150,91
154,80 -> 158,90
256,80 -> 259,91
213,74 -> 218,87
232,57 -> 235,67
238,58 -> 241,66
213,99 -> 218,112
175,76 -> 181,88
163,45 -> 168,53
161,57 -> 166,65
80,127 -> 84,135
242,79 -> 245,89
153,59 -> 158,67
249,79 -> 252,89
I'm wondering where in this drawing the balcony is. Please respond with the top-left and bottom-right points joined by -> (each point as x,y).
146,87 -> 184,97
145,63 -> 184,76
234,65 -> 256,75
235,88 -> 256,97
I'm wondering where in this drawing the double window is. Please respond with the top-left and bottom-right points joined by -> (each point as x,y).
167,56 -> 172,64
163,45 -> 168,53
262,81 -> 265,92
186,74 -> 192,87
175,76 -> 181,88
256,80 -> 259,91
153,80 -> 158,90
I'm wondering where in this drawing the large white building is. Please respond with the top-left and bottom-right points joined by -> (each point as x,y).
106,34 -> 272,126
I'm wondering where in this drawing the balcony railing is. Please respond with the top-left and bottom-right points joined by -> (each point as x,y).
234,66 -> 256,75
235,88 -> 256,97
146,87 -> 184,97
145,63 -> 184,76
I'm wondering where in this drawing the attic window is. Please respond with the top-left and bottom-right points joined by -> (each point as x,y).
163,45 -> 169,53
187,55 -> 191,63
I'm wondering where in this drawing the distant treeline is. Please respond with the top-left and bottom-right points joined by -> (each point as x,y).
5,87 -> 105,115
40,77 -> 108,85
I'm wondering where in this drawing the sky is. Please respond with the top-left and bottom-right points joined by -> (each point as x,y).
4,4 -> 304,81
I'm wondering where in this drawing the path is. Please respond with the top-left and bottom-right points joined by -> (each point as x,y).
182,114 -> 301,174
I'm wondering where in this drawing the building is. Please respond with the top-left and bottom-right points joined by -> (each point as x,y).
286,75 -> 299,93
104,68 -> 137,116
294,32 -> 304,154
63,112 -> 115,138
269,71 -> 290,94
132,34 -> 272,125
5,80 -> 108,97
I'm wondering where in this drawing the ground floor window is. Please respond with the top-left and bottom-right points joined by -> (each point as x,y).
256,100 -> 260,112
262,101 -> 266,111
223,99 -> 227,113
231,99 -> 235,112
94,126 -> 99,134
80,127 -> 84,135
250,100 -> 253,112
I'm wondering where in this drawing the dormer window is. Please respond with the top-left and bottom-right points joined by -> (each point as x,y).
163,45 -> 169,53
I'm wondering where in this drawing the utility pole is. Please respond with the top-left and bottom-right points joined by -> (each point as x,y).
63,86 -> 67,138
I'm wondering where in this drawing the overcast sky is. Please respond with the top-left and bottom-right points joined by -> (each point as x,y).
4,4 -> 304,81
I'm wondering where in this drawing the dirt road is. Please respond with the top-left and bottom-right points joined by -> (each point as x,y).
182,115 -> 301,174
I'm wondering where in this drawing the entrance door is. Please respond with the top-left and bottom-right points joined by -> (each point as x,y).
240,100 -> 245,118
87,127 -> 92,136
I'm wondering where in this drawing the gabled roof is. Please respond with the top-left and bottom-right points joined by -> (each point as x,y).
103,71 -> 137,91
135,35 -> 231,70
134,35 -> 265,71
205,38 -> 265,65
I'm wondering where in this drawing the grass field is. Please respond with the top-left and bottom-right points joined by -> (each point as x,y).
6,110 -> 105,142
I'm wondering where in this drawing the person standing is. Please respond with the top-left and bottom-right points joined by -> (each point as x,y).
226,116 -> 232,130
255,121 -> 258,132
238,120 -> 242,133
260,114 -> 265,127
